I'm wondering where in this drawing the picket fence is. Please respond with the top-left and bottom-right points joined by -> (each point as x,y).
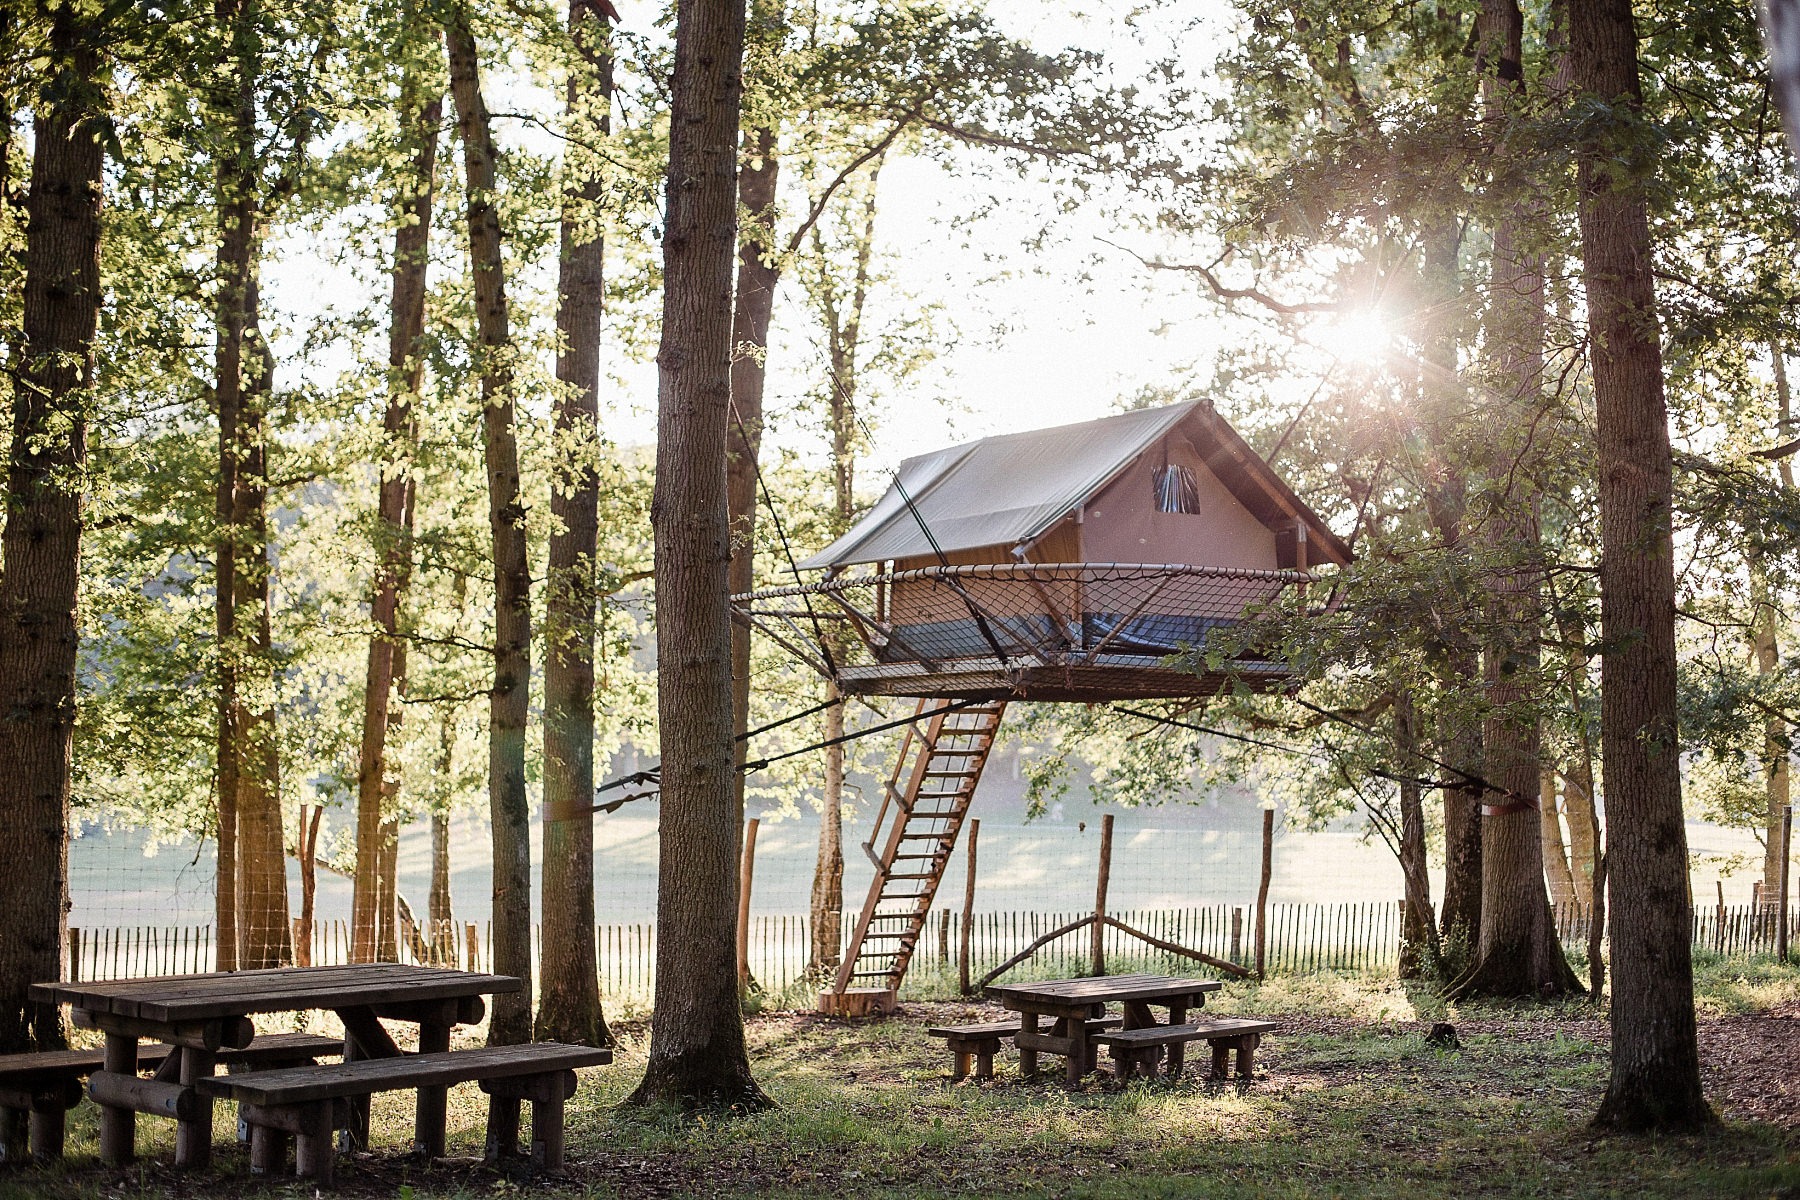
65,902 -> 1796,996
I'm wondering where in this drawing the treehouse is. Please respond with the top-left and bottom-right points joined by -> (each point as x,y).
729,400 -> 1353,1015
735,400 -> 1352,703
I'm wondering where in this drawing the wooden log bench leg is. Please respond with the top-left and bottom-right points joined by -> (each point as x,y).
294,1099 -> 337,1186
414,1021 -> 452,1158
530,1089 -> 565,1168
175,1046 -> 215,1169
28,1107 -> 65,1163
248,1122 -> 288,1176
0,1106 -> 25,1165
950,1047 -> 972,1083
1234,1034 -> 1261,1079
97,1034 -> 137,1165
485,1094 -> 522,1162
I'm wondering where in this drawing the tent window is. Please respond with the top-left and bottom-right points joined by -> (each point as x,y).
1153,465 -> 1200,514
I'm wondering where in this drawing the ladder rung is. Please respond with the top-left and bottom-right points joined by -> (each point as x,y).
861,931 -> 914,941
891,853 -> 942,861
899,832 -> 952,841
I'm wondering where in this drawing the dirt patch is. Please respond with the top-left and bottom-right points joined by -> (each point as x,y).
1702,1001 -> 1800,1129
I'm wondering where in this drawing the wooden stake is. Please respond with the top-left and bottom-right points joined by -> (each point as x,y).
959,819 -> 979,995
1256,807 -> 1273,978
1092,814 -> 1114,976
737,817 -> 759,992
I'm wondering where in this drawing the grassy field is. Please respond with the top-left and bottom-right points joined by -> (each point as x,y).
3,961 -> 1796,1199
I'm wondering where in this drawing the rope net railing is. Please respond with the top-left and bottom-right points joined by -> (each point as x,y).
734,563 -> 1312,680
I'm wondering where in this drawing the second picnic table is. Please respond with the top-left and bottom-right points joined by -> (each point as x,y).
986,972 -> 1222,1086
30,962 -> 518,1167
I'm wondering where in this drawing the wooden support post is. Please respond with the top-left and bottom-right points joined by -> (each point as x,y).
174,1046 -> 215,1169
97,1033 -> 137,1164
1230,908 -> 1244,964
249,1122 -> 288,1175
68,927 -> 80,984
959,819 -> 979,995
295,1099 -> 335,1184
28,1106 -> 65,1163
465,922 -> 480,972
485,1094 -> 521,1161
414,1019 -> 452,1159
531,1089 -> 565,1168
0,1106 -> 25,1164
1256,807 -> 1273,978
1716,880 -> 1727,954
737,817 -> 759,993
1092,813 -> 1113,976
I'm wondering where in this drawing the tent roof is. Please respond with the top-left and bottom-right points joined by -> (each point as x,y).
797,401 -> 1352,570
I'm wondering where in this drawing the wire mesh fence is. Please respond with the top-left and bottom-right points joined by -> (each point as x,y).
67,902 -> 1797,999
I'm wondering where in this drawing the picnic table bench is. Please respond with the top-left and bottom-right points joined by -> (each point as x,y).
29,964 -> 520,1171
0,1032 -> 340,1164
196,1042 -> 611,1183
1092,1016 -> 1276,1081
926,1016 -> 1122,1081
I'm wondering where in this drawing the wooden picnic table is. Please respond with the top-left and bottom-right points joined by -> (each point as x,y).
31,963 -> 518,1168
986,973 -> 1222,1086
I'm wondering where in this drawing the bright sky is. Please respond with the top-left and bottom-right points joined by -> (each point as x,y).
263,2 -> 1323,488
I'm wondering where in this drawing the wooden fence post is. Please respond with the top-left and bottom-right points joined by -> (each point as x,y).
1092,814 -> 1114,976
1255,807 -> 1273,978
737,818 -> 759,993
959,819 -> 979,995
1230,907 -> 1243,963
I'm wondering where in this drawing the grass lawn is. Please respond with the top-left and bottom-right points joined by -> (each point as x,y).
3,959 -> 1796,1199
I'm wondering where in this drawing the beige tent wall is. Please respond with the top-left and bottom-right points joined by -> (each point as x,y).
1080,434 -> 1277,571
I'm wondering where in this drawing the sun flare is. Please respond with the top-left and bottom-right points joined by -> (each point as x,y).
1312,309 -> 1393,366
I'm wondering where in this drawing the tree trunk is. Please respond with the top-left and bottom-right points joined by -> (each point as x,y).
448,3 -> 533,1046
1419,218 -> 1482,950
215,0 -> 289,970
0,4 -> 100,1053
809,688 -> 845,976
430,808 -> 453,958
211,0 -> 251,972
1394,693 -> 1439,978
803,165 -> 879,977
726,117 -> 779,812
1757,349 -> 1793,908
296,805 -> 320,966
353,62 -> 439,965
1562,761 -> 1599,906
1452,0 -> 1579,1001
1540,768 -> 1578,909
538,0 -> 614,1049
627,0 -> 768,1110
1571,0 -> 1711,1130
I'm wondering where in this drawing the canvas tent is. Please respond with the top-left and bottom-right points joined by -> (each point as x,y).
737,400 -> 1351,702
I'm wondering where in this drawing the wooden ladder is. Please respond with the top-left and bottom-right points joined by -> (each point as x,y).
825,698 -> 1007,1014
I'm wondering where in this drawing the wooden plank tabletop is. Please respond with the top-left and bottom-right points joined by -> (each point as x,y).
986,973 -> 1223,1007
30,963 -> 520,1024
